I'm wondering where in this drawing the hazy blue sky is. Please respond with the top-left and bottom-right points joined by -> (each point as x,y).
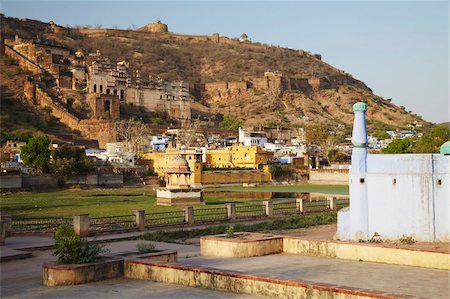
1,0 -> 448,123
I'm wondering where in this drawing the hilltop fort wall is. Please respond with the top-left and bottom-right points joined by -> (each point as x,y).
4,45 -> 42,74
194,72 -> 364,97
23,80 -> 116,148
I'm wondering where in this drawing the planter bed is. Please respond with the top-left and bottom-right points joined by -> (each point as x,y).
200,232 -> 283,257
42,257 -> 124,286
42,249 -> 178,286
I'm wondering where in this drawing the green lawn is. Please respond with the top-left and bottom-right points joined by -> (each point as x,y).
0,184 -> 348,218
209,184 -> 349,195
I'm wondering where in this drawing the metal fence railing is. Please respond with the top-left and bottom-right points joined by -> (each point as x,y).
236,203 -> 266,219
11,217 -> 72,232
194,207 -> 228,223
306,200 -> 330,212
145,210 -> 185,228
273,200 -> 299,215
89,215 -> 136,232
8,198 -> 349,234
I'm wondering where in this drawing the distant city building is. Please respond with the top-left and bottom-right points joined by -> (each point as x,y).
150,136 -> 170,151
92,142 -> 136,167
238,127 -> 267,147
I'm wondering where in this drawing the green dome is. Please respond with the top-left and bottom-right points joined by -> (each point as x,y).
440,141 -> 450,155
353,102 -> 367,112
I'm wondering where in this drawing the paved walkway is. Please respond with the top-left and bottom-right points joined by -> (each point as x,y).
180,254 -> 449,298
1,240 -> 240,298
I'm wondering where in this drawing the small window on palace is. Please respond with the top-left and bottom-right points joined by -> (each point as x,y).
438,179 -> 442,185
393,178 -> 397,184
360,178 -> 365,183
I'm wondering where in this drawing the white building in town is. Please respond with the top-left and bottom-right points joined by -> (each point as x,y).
238,127 -> 267,147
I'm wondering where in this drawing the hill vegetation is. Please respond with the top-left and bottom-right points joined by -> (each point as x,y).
1,16 -> 430,138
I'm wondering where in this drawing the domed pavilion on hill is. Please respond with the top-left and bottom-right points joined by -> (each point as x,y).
156,156 -> 203,206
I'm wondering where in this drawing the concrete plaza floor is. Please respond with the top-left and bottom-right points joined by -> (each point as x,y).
1,239 -> 263,298
1,230 -> 449,298
179,254 -> 449,298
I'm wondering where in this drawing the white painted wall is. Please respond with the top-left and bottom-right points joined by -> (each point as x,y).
336,102 -> 449,242
338,153 -> 450,242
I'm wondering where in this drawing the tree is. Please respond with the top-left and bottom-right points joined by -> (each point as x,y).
20,135 -> 51,171
413,126 -> 450,153
381,138 -> 412,154
376,132 -> 391,140
219,115 -> 243,131
114,119 -> 150,154
50,145 -> 95,185
305,124 -> 329,146
328,149 -> 349,163
177,120 -> 202,147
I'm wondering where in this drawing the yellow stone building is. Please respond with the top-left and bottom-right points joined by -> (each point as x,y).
142,148 -> 203,186
142,146 -> 273,186
205,146 -> 273,169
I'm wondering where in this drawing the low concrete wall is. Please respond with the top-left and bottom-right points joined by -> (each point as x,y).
124,260 -> 394,299
22,175 -> 58,190
0,175 -> 22,189
42,258 -> 124,286
202,170 -> 271,186
134,250 -> 178,263
200,234 -> 283,257
42,250 -> 178,286
283,237 -> 450,270
66,174 -> 123,187
309,169 -> 349,185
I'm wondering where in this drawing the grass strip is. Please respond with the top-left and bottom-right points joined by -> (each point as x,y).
139,212 -> 337,242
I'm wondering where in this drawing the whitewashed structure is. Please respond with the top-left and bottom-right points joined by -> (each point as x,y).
336,102 -> 449,242
238,127 -> 267,147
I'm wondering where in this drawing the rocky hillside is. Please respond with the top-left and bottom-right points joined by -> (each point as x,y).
1,16 -> 426,136
0,55 -> 97,147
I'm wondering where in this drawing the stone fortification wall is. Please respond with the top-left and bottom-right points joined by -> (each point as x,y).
78,119 -> 116,148
308,74 -> 364,91
4,45 -> 42,74
23,81 -> 116,148
24,80 -> 80,128
196,73 -> 360,98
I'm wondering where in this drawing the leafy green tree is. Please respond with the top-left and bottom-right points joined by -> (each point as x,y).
376,132 -> 391,140
219,115 -> 243,131
413,126 -> 450,153
50,145 -> 95,184
20,135 -> 51,171
381,138 -> 412,154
